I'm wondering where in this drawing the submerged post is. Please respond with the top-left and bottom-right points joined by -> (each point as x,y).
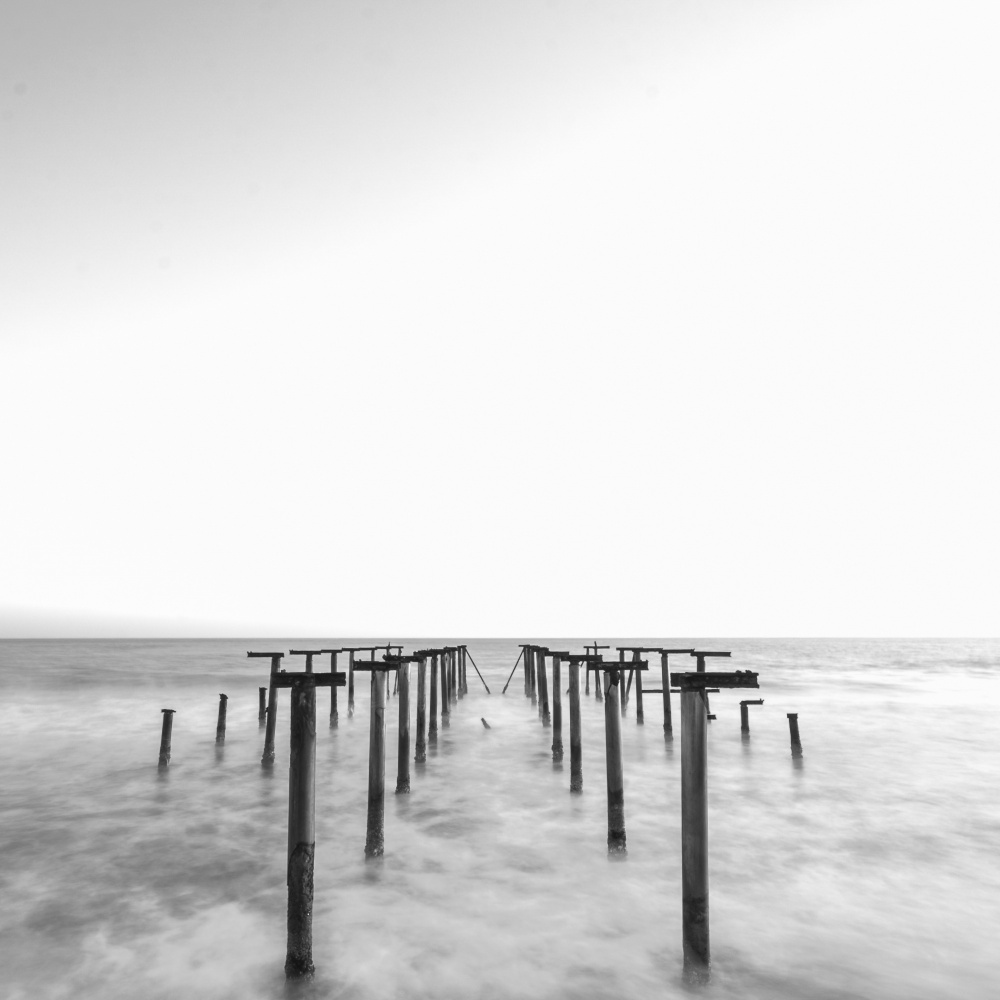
348,650 -> 356,717
429,653 -> 439,743
259,687 -> 267,723
740,699 -> 764,733
677,665 -> 759,977
216,694 -> 228,743
158,709 -> 175,766
248,652 -> 284,766
365,670 -> 387,857
537,648 -> 550,726
529,647 -> 537,706
551,653 -> 563,759
681,683 -> 709,974
319,649 -> 341,726
787,713 -> 802,755
633,650 -> 644,724
415,654 -> 427,763
441,650 -> 451,728
285,674 -> 316,978
602,663 -> 627,854
396,659 -> 411,793
568,659 -> 583,792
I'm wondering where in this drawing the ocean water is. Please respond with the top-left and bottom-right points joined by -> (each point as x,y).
1,637 -> 998,1000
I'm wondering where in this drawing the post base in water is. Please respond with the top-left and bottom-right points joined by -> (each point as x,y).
570,774 -> 582,793
395,779 -> 410,794
285,842 -> 315,979
364,836 -> 384,859
607,831 -> 627,856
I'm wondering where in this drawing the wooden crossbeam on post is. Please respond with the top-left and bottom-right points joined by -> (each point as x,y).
675,665 -> 758,978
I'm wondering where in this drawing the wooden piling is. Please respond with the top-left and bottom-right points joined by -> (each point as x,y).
158,709 -> 175,765
523,645 -> 530,698
429,654 -> 439,743
396,662 -> 410,794
603,669 -> 626,854
347,649 -> 356,717
450,648 -> 458,705
216,694 -> 228,743
681,687 -> 709,972
441,651 -> 451,728
285,676 -> 316,978
250,652 -> 284,766
538,650 -> 550,726
259,687 -> 267,723
415,656 -> 427,762
661,653 -> 672,738
569,662 -> 582,792
634,653 -> 644,725
328,651 -> 339,726
551,655 -> 563,758
620,650 -> 628,719
365,671 -> 387,857
787,713 -> 802,755
529,648 -> 537,706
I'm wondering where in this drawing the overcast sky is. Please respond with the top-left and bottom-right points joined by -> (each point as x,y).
2,0 -> 998,637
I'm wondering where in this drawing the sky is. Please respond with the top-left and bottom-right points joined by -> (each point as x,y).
2,0 -> 998,637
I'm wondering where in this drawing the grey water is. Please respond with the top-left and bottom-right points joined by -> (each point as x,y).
1,638 -> 998,1000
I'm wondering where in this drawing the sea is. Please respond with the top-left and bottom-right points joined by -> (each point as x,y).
1,637 -> 998,1000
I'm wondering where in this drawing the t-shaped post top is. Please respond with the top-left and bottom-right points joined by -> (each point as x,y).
289,649 -> 324,673
690,650 -> 731,671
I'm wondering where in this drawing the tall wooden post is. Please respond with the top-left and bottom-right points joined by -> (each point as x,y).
216,694 -> 228,742
661,652 -> 673,738
328,651 -> 339,726
396,662 -> 410,793
365,671 -> 387,857
348,650 -> 356,717
429,654 -> 439,743
569,661 -> 582,792
158,709 -> 175,766
603,669 -> 626,854
450,648 -> 458,705
285,675 -> 316,978
249,652 -> 284,766
523,645 -> 530,697
415,655 -> 427,762
259,687 -> 267,723
551,654 -> 563,759
538,649 -> 550,726
441,651 -> 451,728
529,647 -> 537,706
595,663 -> 603,702
633,650 -> 644,724
681,686 -> 709,973
620,649 -> 628,719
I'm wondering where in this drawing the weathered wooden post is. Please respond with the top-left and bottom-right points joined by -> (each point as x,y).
216,694 -> 228,743
551,651 -> 564,759
619,649 -> 629,719
741,698 -> 764,733
248,651 -> 284,765
537,648 -> 550,726
787,713 -> 802,755
157,708 -> 175,766
259,687 -> 267,724
633,649 -> 644,724
585,643 -> 609,699
449,647 -> 458,705
395,657 -> 413,793
285,673 -> 316,978
567,656 -> 585,792
523,644 -> 530,698
348,648 -> 356,717
502,647 -> 524,694
415,653 -> 427,763
429,652 -> 439,743
676,661 -> 758,978
656,649 -> 694,739
529,646 -> 537,706
441,649 -> 452,728
600,659 -> 629,854
351,660 -> 398,857
319,649 -> 341,726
